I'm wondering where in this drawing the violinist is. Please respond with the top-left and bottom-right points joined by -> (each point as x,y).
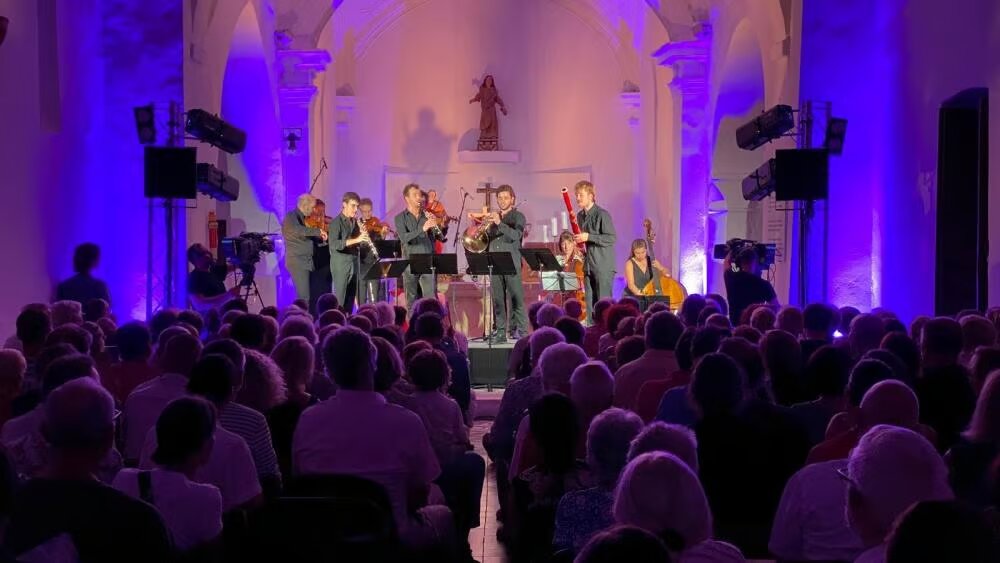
282,193 -> 328,305
306,198 -> 333,311
358,197 -> 387,302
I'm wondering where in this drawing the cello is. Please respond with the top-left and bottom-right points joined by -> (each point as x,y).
640,218 -> 688,311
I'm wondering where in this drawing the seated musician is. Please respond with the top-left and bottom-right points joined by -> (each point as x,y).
623,239 -> 670,297
556,230 -> 582,268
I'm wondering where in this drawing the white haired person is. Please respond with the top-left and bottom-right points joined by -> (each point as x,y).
613,452 -> 745,562
842,425 -> 953,563
282,193 -> 329,304
4,379 -> 172,561
553,408 -> 644,552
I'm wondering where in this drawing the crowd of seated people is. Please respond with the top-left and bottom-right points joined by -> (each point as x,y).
0,255 -> 998,562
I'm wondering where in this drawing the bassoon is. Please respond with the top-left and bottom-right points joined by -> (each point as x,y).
560,187 -> 587,254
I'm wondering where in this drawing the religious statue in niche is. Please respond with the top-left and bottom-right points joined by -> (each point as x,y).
469,75 -> 508,151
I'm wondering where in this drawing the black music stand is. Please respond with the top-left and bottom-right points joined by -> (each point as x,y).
408,253 -> 458,301
374,239 -> 402,259
362,258 -> 410,304
466,252 -> 517,346
520,248 -> 561,273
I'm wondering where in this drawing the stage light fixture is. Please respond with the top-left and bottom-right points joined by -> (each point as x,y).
0,17 -> 9,47
196,163 -> 240,202
741,159 -> 776,201
133,104 -> 156,144
824,117 -> 848,155
185,109 -> 247,154
736,104 -> 795,151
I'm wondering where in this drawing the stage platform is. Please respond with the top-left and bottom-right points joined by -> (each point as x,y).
468,339 -> 514,391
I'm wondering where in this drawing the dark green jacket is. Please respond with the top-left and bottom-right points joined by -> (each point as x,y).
394,209 -> 436,257
576,204 -> 617,275
282,209 -> 323,271
487,209 -> 525,273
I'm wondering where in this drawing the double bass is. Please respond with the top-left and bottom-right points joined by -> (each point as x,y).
640,218 -> 688,311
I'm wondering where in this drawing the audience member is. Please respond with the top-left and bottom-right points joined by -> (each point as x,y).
507,301 -> 546,380
879,331 -> 921,383
583,298 -> 614,357
554,316 -> 585,346
0,351 -> 25,428
749,306 -> 776,333
373,336 -> 412,408
485,327 -> 565,464
800,303 -> 837,360
277,315 -> 317,344
509,394 -> 591,561
959,314 -> 997,366
791,345 -> 852,445
230,314 -> 269,351
122,333 -> 201,463
885,500 -> 997,563
553,408 -> 643,552
407,348 -> 484,552
946,370 -> 1000,507
968,345 -> 1000,392
13,309 -> 50,388
626,422 -> 698,471
613,452 -> 745,562
838,306 -> 860,336
842,425 -> 953,563
569,362 -> 615,447
614,311 -> 683,411
347,314 -> 373,333
680,294 -> 707,327
731,325 -> 761,344
718,337 -> 767,402
611,335 -> 644,373
574,525 -> 672,563
101,322 -> 159,405
654,326 -> 724,426
113,396 -> 222,552
237,349 -> 287,413
564,298 -> 583,321
267,336 -> 317,480
760,329 -> 805,405
292,326 -> 454,550
412,312 -> 471,416
45,324 -> 91,355
776,306 -> 804,336
4,379 -> 171,562
317,308 -> 346,328
8,342 -> 74,416
823,358 -> 897,439
142,354 -> 261,512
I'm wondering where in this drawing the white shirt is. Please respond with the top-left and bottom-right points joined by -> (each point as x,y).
122,373 -> 189,461
292,390 -> 440,533
140,424 -> 261,511
113,468 -> 223,551
769,459 -> 865,562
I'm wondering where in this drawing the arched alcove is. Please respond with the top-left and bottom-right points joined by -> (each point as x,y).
707,19 -> 766,294
219,2 -> 286,306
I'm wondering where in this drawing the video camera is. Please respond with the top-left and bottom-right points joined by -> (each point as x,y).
220,232 -> 276,286
713,238 -> 776,269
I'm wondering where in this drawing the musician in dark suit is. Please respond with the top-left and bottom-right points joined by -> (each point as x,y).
573,180 -> 617,319
477,184 -> 526,343
394,184 -> 442,314
328,192 -> 370,313
282,194 -> 327,303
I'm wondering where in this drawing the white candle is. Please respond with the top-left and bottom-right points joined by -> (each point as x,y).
551,217 -> 558,237
561,211 -> 569,230
542,225 -> 550,242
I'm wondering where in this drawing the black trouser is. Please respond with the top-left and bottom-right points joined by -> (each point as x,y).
403,272 -> 435,315
288,263 -> 312,303
491,273 -> 526,335
357,259 -> 385,304
583,268 -> 614,323
331,258 -> 357,313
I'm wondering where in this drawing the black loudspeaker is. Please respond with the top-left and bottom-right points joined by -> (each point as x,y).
144,146 -> 197,199
935,88 -> 989,316
775,148 -> 829,201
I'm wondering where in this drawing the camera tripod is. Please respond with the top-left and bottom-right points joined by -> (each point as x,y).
235,264 -> 265,307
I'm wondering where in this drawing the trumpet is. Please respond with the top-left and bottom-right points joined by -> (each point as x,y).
357,219 -> 380,260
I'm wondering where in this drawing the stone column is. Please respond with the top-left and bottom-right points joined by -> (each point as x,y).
654,24 -> 712,295
275,48 -> 330,307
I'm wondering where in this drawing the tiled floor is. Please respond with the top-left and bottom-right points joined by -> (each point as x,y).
469,419 -> 508,563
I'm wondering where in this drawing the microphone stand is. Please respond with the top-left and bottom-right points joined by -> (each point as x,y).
453,189 -> 470,251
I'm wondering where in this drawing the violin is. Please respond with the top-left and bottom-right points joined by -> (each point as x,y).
362,216 -> 392,239
304,213 -> 332,233
424,198 -> 458,229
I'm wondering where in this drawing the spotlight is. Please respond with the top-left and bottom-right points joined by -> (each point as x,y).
741,158 -> 776,201
736,104 -> 795,151
133,104 -> 156,145
185,109 -> 246,154
196,163 -> 240,202
824,117 -> 848,155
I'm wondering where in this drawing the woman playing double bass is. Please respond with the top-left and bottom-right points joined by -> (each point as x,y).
623,239 -> 670,296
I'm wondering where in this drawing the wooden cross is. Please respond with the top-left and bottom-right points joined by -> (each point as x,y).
476,178 -> 500,210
